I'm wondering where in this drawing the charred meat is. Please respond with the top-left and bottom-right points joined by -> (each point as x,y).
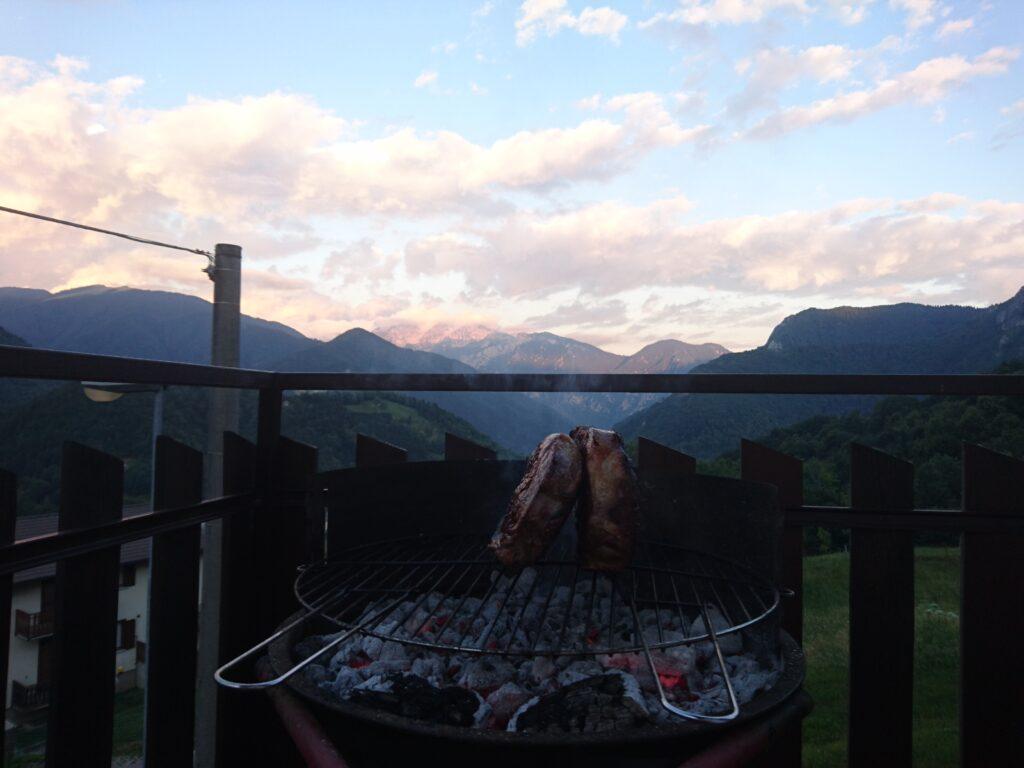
489,433 -> 583,566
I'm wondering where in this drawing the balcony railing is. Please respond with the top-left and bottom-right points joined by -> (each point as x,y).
14,608 -> 54,640
11,680 -> 50,710
0,344 -> 1021,767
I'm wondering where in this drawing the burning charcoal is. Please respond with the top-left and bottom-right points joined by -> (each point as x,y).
455,657 -> 518,692
520,656 -> 557,687
360,635 -> 384,659
348,673 -> 488,728
556,659 -> 604,686
690,606 -> 742,656
485,682 -> 532,726
596,653 -> 645,676
378,641 -> 408,663
509,673 -> 650,734
410,656 -> 446,686
472,693 -> 492,728
324,666 -> 364,697
354,674 -> 394,693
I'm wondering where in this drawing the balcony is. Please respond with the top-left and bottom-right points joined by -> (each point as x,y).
11,680 -> 49,711
14,608 -> 54,641
0,345 -> 1021,766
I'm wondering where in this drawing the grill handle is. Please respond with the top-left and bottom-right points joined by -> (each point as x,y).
215,599 -> 406,691
631,601 -> 741,723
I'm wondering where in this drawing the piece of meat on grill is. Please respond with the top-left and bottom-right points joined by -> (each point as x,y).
571,427 -> 640,572
489,433 -> 583,566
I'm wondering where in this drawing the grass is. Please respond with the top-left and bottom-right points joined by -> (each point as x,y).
5,687 -> 145,766
802,546 -> 960,767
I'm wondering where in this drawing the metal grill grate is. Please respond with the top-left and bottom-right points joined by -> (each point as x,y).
292,533 -> 779,657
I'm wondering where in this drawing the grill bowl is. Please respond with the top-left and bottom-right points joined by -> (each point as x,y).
267,611 -> 805,767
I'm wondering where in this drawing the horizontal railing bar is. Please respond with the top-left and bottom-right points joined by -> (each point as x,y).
3,346 -> 1024,396
787,505 -> 1024,533
0,494 -> 1016,574
0,345 -> 272,389
274,372 -> 1024,395
0,492 -> 258,575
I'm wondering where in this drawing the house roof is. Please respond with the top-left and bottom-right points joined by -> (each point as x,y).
13,503 -> 150,584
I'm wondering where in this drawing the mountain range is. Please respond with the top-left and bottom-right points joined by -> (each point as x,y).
0,286 -> 725,452
378,326 -> 729,424
616,287 -> 1024,457
2,283 -> 1022,461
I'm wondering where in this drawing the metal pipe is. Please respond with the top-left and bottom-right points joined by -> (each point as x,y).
197,242 -> 242,767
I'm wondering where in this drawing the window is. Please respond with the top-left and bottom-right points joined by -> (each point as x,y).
119,564 -> 136,588
117,619 -> 136,651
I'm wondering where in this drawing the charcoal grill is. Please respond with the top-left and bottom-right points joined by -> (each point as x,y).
217,531 -> 780,723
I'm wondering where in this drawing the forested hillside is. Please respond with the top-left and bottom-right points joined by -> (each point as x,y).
0,384 -> 502,515
700,362 -> 1024,551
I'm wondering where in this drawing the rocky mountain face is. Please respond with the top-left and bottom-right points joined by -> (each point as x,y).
616,287 -> 1024,458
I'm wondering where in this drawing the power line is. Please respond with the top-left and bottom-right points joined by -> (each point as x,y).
0,204 -> 213,258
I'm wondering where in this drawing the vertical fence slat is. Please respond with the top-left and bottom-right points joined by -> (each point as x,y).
849,443 -> 914,768
46,442 -> 123,768
637,436 -> 696,477
216,432 -> 258,768
0,469 -> 15,761
960,443 -> 1024,767
144,437 -> 202,767
741,439 -> 803,768
444,432 -> 497,461
741,440 -> 804,642
274,436 -> 318,620
247,387 -> 302,766
355,433 -> 407,467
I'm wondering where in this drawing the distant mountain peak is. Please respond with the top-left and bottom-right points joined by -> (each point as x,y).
376,321 -> 497,349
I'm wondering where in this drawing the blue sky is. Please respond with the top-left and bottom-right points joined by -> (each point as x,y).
1,0 -> 1022,351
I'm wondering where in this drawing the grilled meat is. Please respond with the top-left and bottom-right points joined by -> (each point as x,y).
489,433 -> 583,566
571,427 -> 640,572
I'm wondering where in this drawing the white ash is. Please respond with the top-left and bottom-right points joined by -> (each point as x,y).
303,570 -> 780,732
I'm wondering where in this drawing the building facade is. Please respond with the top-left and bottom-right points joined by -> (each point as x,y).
5,510 -> 149,715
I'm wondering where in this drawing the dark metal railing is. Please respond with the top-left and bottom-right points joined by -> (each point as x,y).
0,343 -> 1020,767
14,608 -> 54,640
4,344 -> 1024,396
11,679 -> 49,710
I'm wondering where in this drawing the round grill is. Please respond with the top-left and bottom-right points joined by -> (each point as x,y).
293,533 -> 779,657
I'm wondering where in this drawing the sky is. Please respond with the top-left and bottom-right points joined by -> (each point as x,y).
0,0 -> 1022,353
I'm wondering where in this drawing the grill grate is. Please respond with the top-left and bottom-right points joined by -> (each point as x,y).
292,533 -> 779,657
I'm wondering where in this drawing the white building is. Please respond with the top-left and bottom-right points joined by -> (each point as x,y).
6,509 -> 149,715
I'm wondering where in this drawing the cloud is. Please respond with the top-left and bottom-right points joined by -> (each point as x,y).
747,47 -> 1019,138
516,0 -> 628,46
730,43 -> 860,118
320,238 -> 399,284
0,56 -> 711,236
473,1 -> 495,17
414,70 -> 438,88
935,17 -> 974,39
946,130 -> 974,144
993,98 -> 1024,149
640,0 -> 812,29
828,1 -> 876,25
0,56 -> 720,339
403,194 -> 1024,309
890,0 -> 938,30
